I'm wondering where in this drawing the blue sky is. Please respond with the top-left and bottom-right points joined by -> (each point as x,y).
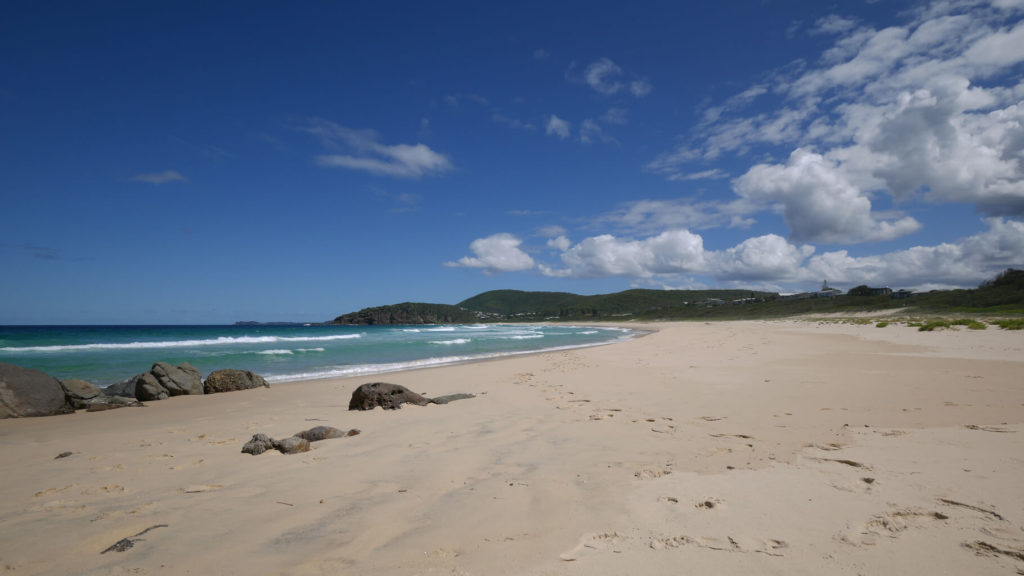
2,1 -> 1023,324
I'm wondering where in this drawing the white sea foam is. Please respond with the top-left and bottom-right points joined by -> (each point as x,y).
423,327 -> 456,332
402,329 -> 422,333
577,330 -> 599,335
259,349 -> 294,355
429,338 -> 471,345
2,333 -> 363,353
504,334 -> 544,340
265,331 -> 638,384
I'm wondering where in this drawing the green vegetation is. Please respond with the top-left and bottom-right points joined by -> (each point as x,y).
993,318 -> 1024,330
330,302 -> 479,325
917,319 -> 988,331
457,288 -> 775,319
327,269 -> 1024,325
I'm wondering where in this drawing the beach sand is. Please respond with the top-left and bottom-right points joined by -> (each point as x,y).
1,320 -> 1022,575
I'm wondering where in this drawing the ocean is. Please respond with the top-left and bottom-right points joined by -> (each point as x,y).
0,324 -> 635,386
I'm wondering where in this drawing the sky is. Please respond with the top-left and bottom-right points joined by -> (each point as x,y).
2,1 -> 1024,324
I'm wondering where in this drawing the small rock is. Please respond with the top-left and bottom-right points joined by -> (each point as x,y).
348,382 -> 432,411
55,451 -> 73,459
241,433 -> 275,455
272,436 -> 311,455
204,369 -> 269,394
294,426 -> 360,441
431,393 -> 476,405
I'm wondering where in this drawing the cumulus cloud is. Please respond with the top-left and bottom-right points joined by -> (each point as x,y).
546,115 -> 571,139
300,118 -> 452,179
648,1 -> 1024,227
540,230 -> 705,278
530,218 -> 1024,288
734,148 -> 922,243
445,233 -> 535,273
803,218 -> 1024,288
127,170 -> 186,184
709,234 -> 816,281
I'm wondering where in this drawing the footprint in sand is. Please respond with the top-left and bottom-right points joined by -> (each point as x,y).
559,532 -> 623,561
839,507 -> 949,546
650,534 -> 787,556
634,466 -> 672,480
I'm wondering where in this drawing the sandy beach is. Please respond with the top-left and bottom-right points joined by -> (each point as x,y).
1,320 -> 1022,575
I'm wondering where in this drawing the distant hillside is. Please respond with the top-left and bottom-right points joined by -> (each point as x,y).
326,270 -> 1024,325
329,302 -> 478,325
456,290 -> 582,315
458,288 -> 775,319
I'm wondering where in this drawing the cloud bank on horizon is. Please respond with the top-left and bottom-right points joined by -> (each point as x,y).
449,1 -> 1024,291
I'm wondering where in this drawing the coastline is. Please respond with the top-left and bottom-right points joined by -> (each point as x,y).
0,320 -> 1021,575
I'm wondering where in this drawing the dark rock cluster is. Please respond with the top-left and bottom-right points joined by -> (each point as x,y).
242,426 -> 361,456
348,382 -> 475,410
0,361 -> 272,419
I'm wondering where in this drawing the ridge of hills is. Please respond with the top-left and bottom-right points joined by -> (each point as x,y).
327,269 -> 1024,325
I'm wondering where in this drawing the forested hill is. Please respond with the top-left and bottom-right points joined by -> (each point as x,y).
329,303 -> 478,325
457,288 -> 774,318
329,288 -> 775,324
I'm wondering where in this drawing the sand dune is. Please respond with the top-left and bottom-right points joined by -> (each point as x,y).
1,320 -> 1022,575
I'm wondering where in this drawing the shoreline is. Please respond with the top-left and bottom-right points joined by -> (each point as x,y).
1,320 -> 1021,575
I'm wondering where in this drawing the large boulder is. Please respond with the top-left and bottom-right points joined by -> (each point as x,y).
134,362 -> 203,401
151,362 -> 203,396
0,363 -> 74,418
60,379 -> 103,410
135,372 -> 168,401
348,382 -> 432,410
204,369 -> 269,394
103,374 -> 144,398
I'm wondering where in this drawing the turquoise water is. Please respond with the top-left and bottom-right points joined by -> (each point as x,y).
0,324 -> 633,386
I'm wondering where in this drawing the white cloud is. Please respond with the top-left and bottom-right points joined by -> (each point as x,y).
580,118 -> 617,144
127,170 -> 186,184
669,168 -> 729,181
580,57 -> 652,98
630,78 -> 653,97
602,108 -> 629,125
649,0 -> 1024,237
547,235 -> 572,251
803,217 -> 1024,287
537,225 -> 567,238
811,14 -> 860,35
302,118 -> 452,179
546,114 -> 571,139
533,48 -> 550,60
445,233 -> 536,273
492,113 -> 537,131
597,199 -> 737,233
584,58 -> 624,94
733,148 -> 922,243
709,234 -> 816,281
524,218 -> 1024,288
540,230 -> 705,278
